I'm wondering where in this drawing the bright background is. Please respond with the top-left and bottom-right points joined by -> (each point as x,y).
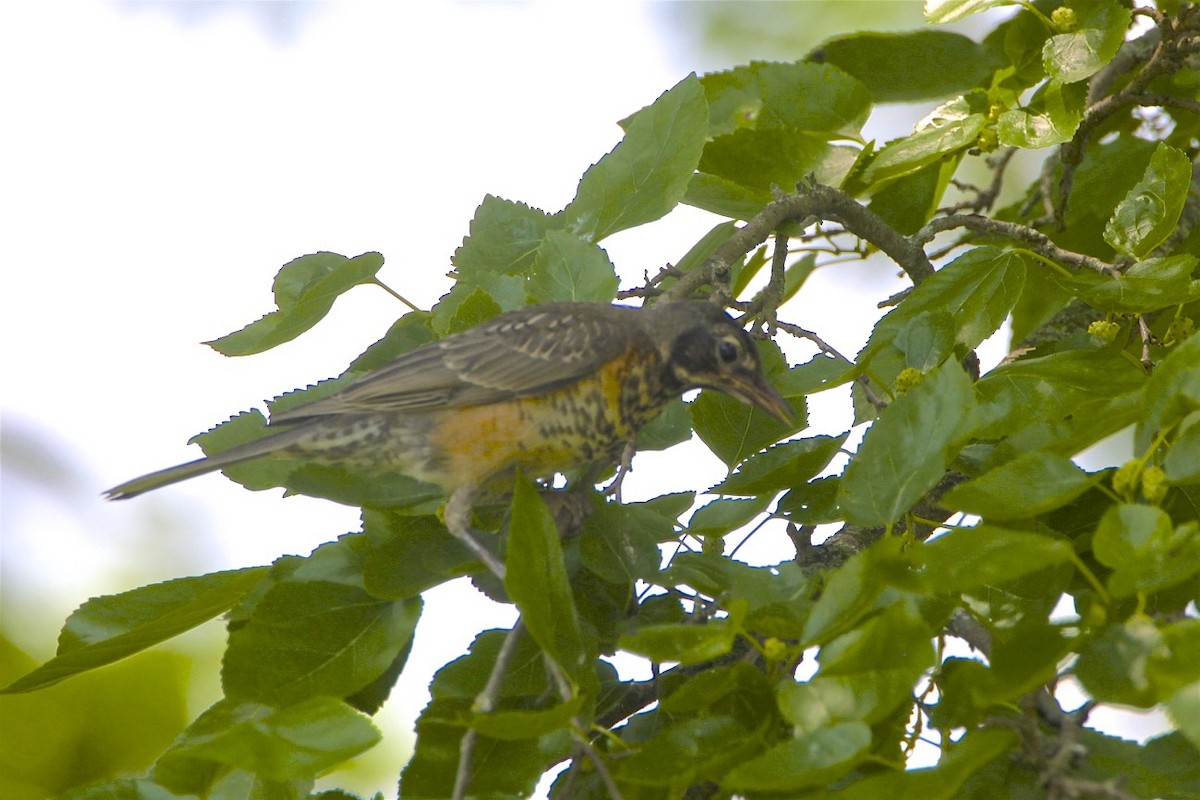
1,2 -> 1158,796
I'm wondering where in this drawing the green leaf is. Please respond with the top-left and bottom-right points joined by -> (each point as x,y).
827,728 -> 1017,799
347,310 -> 436,374
57,780 -> 187,800
700,61 -> 871,139
723,721 -> 871,791
802,537 -> 905,646
579,502 -> 668,585
430,283 -> 505,336
1168,681 -> 1200,751
860,247 -> 1027,387
712,433 -> 848,496
997,79 -> 1086,148
526,229 -> 618,303
634,397 -> 693,451
1043,0 -> 1132,84
699,127 -> 840,192
686,496 -> 771,537
817,30 -> 1002,103
663,552 -> 812,639
1092,504 -> 1200,598
222,546 -> 422,704
618,608 -> 743,666
161,697 -> 380,783
1138,329 -> 1200,452
839,360 -> 975,527
3,567 -> 267,694
916,526 -> 1075,593
940,452 -> 1098,519
1164,421 -> 1200,484
206,252 -> 385,356
1104,143 -> 1195,258
869,157 -> 959,235
976,348 -> 1146,441
1076,617 -> 1165,707
1055,255 -> 1200,313
452,194 -> 560,279
862,95 -> 987,185
506,475 -> 585,678
613,714 -> 761,788
565,74 -> 708,241
361,512 -> 480,599
692,340 -> 805,467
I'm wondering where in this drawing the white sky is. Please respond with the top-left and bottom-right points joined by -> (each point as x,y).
1,1 -> 1158,795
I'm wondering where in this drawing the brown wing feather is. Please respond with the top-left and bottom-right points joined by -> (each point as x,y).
270,303 -> 646,423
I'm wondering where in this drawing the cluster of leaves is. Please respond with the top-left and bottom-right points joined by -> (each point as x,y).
6,0 -> 1200,798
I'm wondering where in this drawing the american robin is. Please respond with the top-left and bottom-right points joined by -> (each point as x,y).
107,300 -> 792,574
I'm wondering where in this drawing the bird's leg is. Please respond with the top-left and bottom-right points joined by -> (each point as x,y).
602,441 -> 637,503
444,485 -> 507,580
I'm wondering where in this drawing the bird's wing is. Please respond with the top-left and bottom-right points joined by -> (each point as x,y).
270,303 -> 645,422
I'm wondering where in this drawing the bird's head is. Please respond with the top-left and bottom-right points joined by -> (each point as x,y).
651,301 -> 794,424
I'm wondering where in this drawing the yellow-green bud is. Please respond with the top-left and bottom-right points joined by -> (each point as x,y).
1051,7 -> 1079,32
1112,460 -> 1140,496
1167,317 -> 1194,343
1142,466 -> 1167,504
895,367 -> 924,394
762,637 -> 788,662
1088,320 -> 1120,343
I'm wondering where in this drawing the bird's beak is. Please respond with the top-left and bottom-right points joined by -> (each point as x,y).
725,374 -> 795,425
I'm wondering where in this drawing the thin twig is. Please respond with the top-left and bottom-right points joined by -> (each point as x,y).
452,622 -> 525,800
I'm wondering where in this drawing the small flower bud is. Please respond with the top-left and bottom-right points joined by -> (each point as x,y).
895,367 -> 924,394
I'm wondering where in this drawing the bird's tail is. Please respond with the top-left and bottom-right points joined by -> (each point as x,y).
104,425 -> 312,500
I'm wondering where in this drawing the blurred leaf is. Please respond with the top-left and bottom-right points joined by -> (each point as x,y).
839,359 -> 975,526
0,641 -> 188,800
1043,0 -> 1131,84
3,568 -> 267,694
207,252 -> 385,356
869,157 -> 958,235
925,0 -> 1019,24
526,230 -> 618,303
940,452 -> 1098,519
566,74 -> 708,241
1104,143 -> 1195,258
506,475 -> 586,678
817,29 -> 1002,102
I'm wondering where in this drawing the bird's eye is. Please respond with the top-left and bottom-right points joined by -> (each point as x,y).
717,339 -> 740,363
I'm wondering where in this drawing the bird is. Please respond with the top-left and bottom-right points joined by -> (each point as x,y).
106,300 -> 793,575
